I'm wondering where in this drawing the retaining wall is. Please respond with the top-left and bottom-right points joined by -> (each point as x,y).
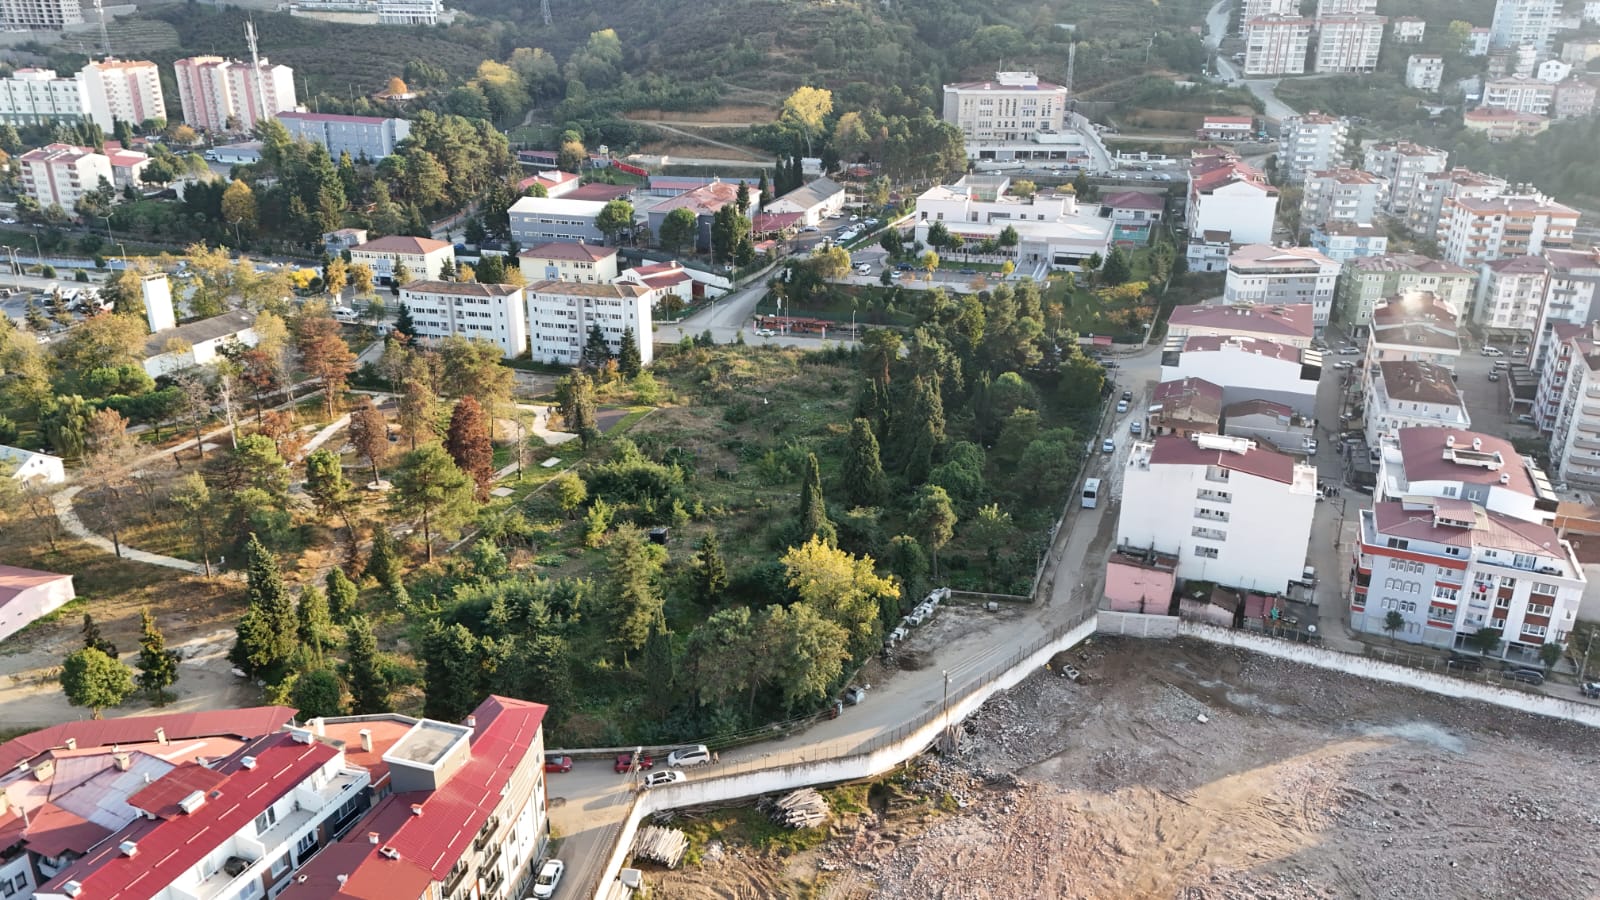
1098,610 -> 1180,638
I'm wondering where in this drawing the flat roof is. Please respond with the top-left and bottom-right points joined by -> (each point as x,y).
384,720 -> 470,768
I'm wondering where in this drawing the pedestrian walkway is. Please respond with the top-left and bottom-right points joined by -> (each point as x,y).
51,485 -> 206,575
300,413 -> 352,456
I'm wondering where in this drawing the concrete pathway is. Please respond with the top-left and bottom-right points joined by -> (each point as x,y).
515,404 -> 579,446
300,413 -> 353,456
52,485 -> 207,575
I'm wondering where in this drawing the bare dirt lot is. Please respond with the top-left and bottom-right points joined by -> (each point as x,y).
646,638 -> 1600,899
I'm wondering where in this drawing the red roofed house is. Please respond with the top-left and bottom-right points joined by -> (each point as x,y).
348,235 -> 456,285
0,564 -> 74,642
1098,191 -> 1165,244
1377,427 -> 1554,526
644,181 -> 760,253
517,241 -> 620,284
1160,333 -> 1320,417
1184,151 -> 1279,272
1197,115 -> 1254,141
1119,433 -> 1319,592
100,142 -> 150,191
1149,377 -> 1224,438
516,169 -> 581,198
18,144 -> 113,211
615,260 -> 696,308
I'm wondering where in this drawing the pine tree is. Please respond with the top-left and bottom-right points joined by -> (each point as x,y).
694,531 -> 729,606
81,612 -> 118,658
367,527 -> 403,596
394,303 -> 416,340
841,418 -> 888,506
797,452 -> 834,544
757,169 -> 770,210
445,396 -> 495,501
325,567 -> 359,623
297,585 -> 333,659
580,323 -> 612,369
135,609 -> 179,703
617,326 -> 642,379
422,622 -> 482,721
344,615 -> 391,714
231,534 -> 298,673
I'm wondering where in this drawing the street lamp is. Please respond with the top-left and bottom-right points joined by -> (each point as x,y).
99,215 -> 112,243
29,233 -> 41,270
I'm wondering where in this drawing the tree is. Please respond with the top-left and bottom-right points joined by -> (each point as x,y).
390,445 -> 477,562
886,534 -> 929,614
81,612 -> 118,658
694,531 -> 729,606
326,567 -> 359,623
1383,610 -> 1405,643
1102,247 -> 1133,285
297,585 -> 333,659
998,225 -> 1019,253
232,534 -> 299,674
221,179 -> 258,236
810,244 -> 852,280
323,257 -> 349,298
1468,626 -> 1502,655
556,372 -> 599,447
397,371 -> 437,449
304,448 -> 356,538
797,452 -> 834,544
445,396 -> 495,500
291,669 -> 346,719
423,622 -> 483,721
659,206 -> 697,254
841,418 -> 888,506
911,484 -> 957,579
780,86 -> 834,155
297,316 -> 357,417
366,527 -> 404,597
605,524 -> 666,663
350,262 -> 375,297
60,648 -> 134,718
617,327 -> 643,379
346,395 -> 391,487
344,616 -> 391,714
596,200 -> 635,246
135,609 -> 179,702
782,536 -> 898,657
764,602 -> 852,711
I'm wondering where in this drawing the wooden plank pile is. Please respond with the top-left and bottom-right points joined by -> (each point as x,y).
632,825 -> 688,868
767,788 -> 830,829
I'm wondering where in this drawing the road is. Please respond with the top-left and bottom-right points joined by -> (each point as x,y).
1204,0 -> 1301,122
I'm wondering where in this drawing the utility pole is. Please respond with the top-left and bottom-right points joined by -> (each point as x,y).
93,0 -> 110,57
244,19 -> 271,127
540,0 -> 551,25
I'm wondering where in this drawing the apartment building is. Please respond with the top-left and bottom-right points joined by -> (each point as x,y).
1277,112 -> 1349,184
399,281 -> 528,359
1196,115 -> 1255,141
105,145 -> 150,190
1482,74 -> 1557,115
525,280 -> 653,368
1475,254 -> 1553,334
1533,321 -> 1594,434
1350,496 -> 1582,655
378,0 -> 442,24
912,175 -> 1111,270
1223,244 -> 1341,327
1541,327 -> 1600,487
1309,221 -> 1389,261
174,55 -> 297,132
517,241 -> 619,284
1364,291 -> 1464,370
1240,0 -> 1297,34
1299,167 -> 1387,229
17,142 -> 112,211
1391,16 -> 1426,42
1442,193 -> 1577,267
348,234 -> 455,283
1314,16 -> 1387,74
940,71 -> 1069,143
1119,433 -> 1318,593
1364,360 -> 1471,445
1315,0 -> 1376,13
509,196 -> 610,246
0,0 -> 81,30
1490,0 -> 1559,55
1150,377 -> 1224,438
1405,168 -> 1508,240
1160,334 -> 1321,416
615,261 -> 696,308
1166,301 -> 1316,348
0,68 -> 85,126
1405,54 -> 1445,91
1534,248 -> 1600,365
78,59 -> 165,130
1552,78 -> 1599,118
1222,398 -> 1315,452
1243,16 -> 1314,76
1362,141 -> 1448,215
1336,253 -> 1475,327
1376,427 -> 1556,524
277,111 -> 411,161
1185,152 -> 1279,271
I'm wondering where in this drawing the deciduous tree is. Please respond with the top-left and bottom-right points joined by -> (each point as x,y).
782,537 -> 897,657
445,396 -> 495,500
290,669 -> 345,718
297,315 -> 357,417
347,394 -> 391,486
659,207 -> 697,254
911,485 -> 957,579
60,647 -> 134,718
596,199 -> 635,246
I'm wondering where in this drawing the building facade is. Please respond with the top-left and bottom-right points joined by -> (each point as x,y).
940,72 -> 1069,143
1223,244 -> 1341,327
1404,54 -> 1444,91
1244,16 -> 1314,75
1534,321 -> 1595,435
1405,168 -> 1509,241
1185,152 -> 1279,270
1534,248 -> 1600,365
1490,0 -> 1559,55
1161,334 -> 1322,416
349,235 -> 455,283
508,196 -> 609,246
0,68 -> 85,126
78,59 -> 165,130
1314,15 -> 1387,73
1299,167 -> 1387,229
1482,74 -> 1556,115
912,175 -> 1111,271
1442,193 -> 1578,267
525,280 -> 653,368
1310,221 -> 1389,261
399,281 -> 528,359
517,242 -> 620,284
277,111 -> 411,161
1337,254 -> 1476,328
1544,326 -> 1600,485
377,0 -> 442,24
1364,360 -> 1471,445
0,0 -> 81,30
1361,141 -> 1449,214
174,55 -> 297,132
17,142 -> 112,211
1278,113 -> 1350,184
1364,292 -> 1464,370
1475,255 -> 1553,334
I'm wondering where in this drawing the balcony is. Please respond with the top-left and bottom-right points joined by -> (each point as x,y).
1194,508 -> 1230,523
1196,488 -> 1231,504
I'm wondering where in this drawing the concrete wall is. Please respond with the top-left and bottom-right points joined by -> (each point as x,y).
1098,610 -> 1181,637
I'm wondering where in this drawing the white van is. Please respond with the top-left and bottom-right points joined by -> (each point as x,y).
332,307 -> 361,324
855,263 -> 871,275
666,745 -> 711,768
1081,477 -> 1101,509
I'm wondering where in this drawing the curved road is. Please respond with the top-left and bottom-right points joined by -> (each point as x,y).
1205,0 -> 1301,122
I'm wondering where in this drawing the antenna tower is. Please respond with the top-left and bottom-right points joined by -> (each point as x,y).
93,0 -> 110,56
540,0 -> 551,25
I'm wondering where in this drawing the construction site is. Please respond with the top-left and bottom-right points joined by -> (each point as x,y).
641,638 -> 1600,899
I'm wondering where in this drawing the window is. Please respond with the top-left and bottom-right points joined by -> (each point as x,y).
1523,623 -> 1547,637
255,807 -> 278,835
270,856 -> 289,878
1193,546 -> 1219,559
1434,586 -> 1458,602
295,832 -> 317,856
1527,603 -> 1553,617
1533,582 -> 1558,594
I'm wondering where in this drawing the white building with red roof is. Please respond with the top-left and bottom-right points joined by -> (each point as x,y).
1196,116 -> 1254,141
1350,497 -> 1583,655
0,563 -> 72,642
1160,333 -> 1322,416
1377,428 -> 1557,525
102,144 -> 150,191
1223,244 -> 1341,328
1098,191 -> 1165,238
940,72 -> 1069,143
1165,301 -> 1316,347
397,281 -> 528,359
18,143 -> 112,211
348,235 -> 455,284
1364,360 -> 1471,445
1184,152 -> 1279,271
515,169 -> 581,198
1364,291 -> 1463,371
615,260 -> 695,308
1119,433 -> 1318,592
517,241 -> 619,284
526,280 -> 653,367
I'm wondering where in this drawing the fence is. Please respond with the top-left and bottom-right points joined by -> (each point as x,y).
1098,610 -> 1180,638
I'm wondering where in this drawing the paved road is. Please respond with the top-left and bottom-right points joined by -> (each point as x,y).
1204,0 -> 1300,121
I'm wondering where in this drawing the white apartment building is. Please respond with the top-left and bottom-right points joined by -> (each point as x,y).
1534,248 -> 1600,364
1534,320 -> 1597,436
1315,0 -> 1376,13
1405,54 -> 1445,91
1337,254 -> 1475,327
1244,16 -> 1314,76
349,234 -> 455,283
378,0 -> 442,24
1309,221 -> 1389,261
1376,427 -> 1556,525
1392,16 -> 1426,42
1537,58 -> 1573,82
1360,141 -> 1448,215
1278,113 -> 1350,184
399,281 -> 528,359
1365,292 -> 1464,370
78,59 -> 165,130
17,142 -> 112,211
1442,193 -> 1578,267
1240,0 -> 1297,34
277,111 -> 411,161
1364,360 -> 1471,445
1119,433 -> 1318,593
1160,334 -> 1321,416
1351,497 -> 1582,656
1405,167 -> 1508,241
1469,27 -> 1493,56
526,280 -> 653,368
0,68 -> 85,126
1490,0 -> 1559,55
1475,254 -> 1552,334
1299,167 -> 1387,229
0,0 -> 80,30
508,196 -> 609,246
1314,16 -> 1387,74
941,72 -> 1069,143
913,175 -> 1111,270
1166,301 -> 1316,348
1185,152 -> 1279,271
1223,243 -> 1341,327
518,241 -> 620,284
174,55 -> 297,132
1482,74 -> 1557,115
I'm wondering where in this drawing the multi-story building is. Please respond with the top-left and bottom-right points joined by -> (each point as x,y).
940,71 -> 1069,143
1489,0 -> 1559,55
1475,254 -> 1552,334
509,196 -> 610,246
277,111 -> 411,161
1541,328 -> 1600,486
646,181 -> 762,255
1350,495 -> 1582,655
173,55 -> 297,132
1299,167 -> 1387,229
1160,334 -> 1322,416
518,242 -> 620,284
0,68 -> 86,126
1537,58 -> 1573,82
912,175 -> 1110,270
1244,16 -> 1314,76
525,280 -> 653,368
1241,0 -> 1297,33
1166,301 -> 1316,348
1150,377 -> 1224,438
1443,193 -> 1577,267
1377,427 -> 1557,523
377,0 -> 442,24
1360,141 -> 1448,215
1469,26 -> 1493,55
1119,433 -> 1319,592
1552,78 -> 1599,118
1310,221 -> 1389,261
1405,168 -> 1509,240
1185,152 -> 1279,271
398,281 -> 528,359
1462,107 -> 1550,140
105,145 -> 150,191
1482,74 -> 1557,115
1222,398 -> 1315,452
1533,321 -> 1594,433
1337,253 -> 1475,328
349,234 -> 455,283
0,0 -> 81,30
1534,248 -> 1600,365
1196,115 -> 1255,141
17,142 -> 112,211
1278,112 -> 1349,184
78,59 -> 165,130
1315,0 -> 1376,13
1364,360 -> 1471,444
1391,16 -> 1426,42
1223,243 -> 1341,327
1365,291 -> 1464,370
1314,16 -> 1387,74
1405,53 -> 1445,91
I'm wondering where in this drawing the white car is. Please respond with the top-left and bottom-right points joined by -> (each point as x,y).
643,770 -> 685,788
666,745 -> 711,767
531,859 -> 564,898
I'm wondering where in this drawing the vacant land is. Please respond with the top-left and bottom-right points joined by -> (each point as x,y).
646,638 -> 1600,899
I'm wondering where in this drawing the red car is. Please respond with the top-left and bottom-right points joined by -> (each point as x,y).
615,751 -> 654,773
544,755 -> 573,773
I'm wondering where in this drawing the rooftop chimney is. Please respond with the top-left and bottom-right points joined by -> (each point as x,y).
358,729 -> 373,752
155,727 -> 168,746
113,752 -> 131,772
410,804 -> 424,816
32,760 -> 54,782
1472,437 -> 1483,450
367,831 -> 380,845
337,875 -> 348,885
1446,434 -> 1456,447
241,756 -> 257,770
311,718 -> 326,737
64,738 -> 76,751
465,715 -> 477,728
118,840 -> 138,858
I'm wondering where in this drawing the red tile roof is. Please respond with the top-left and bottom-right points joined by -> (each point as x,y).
127,762 -> 229,819
0,707 -> 295,775
1100,190 -> 1165,211
1223,398 -> 1296,419
319,717 -> 417,790
655,182 -> 745,216
352,235 -> 452,255
1167,303 -> 1314,339
1181,334 -> 1303,363
1394,428 -> 1534,497
16,803 -> 111,858
519,242 -> 617,263
1147,434 -> 1298,484
753,211 -> 804,232
1371,500 -> 1562,557
564,182 -> 634,202
0,564 -> 71,608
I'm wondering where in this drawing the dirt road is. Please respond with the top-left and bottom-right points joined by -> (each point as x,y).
645,638 -> 1600,899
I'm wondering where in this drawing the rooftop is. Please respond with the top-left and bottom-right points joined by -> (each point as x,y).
1150,377 -> 1224,423
527,280 -> 649,299
1369,499 -> 1571,564
351,235 -> 452,255
508,195 -> 610,217
143,310 -> 257,357
1201,115 -> 1254,125
1347,253 -> 1473,276
519,242 -> 618,263
1226,243 -> 1338,270
1376,360 -> 1463,405
653,181 -> 750,217
1224,397 -> 1297,420
384,719 -> 470,768
1393,428 -> 1535,497
1314,221 -> 1388,238
776,176 -> 843,208
0,707 -> 295,776
0,563 -> 70,609
1181,334 -> 1304,363
19,143 -> 101,164
400,280 -> 523,297
1486,254 -> 1554,275
1309,167 -> 1386,185
1143,433 -> 1300,485
563,182 -> 635,202
1167,302 -> 1315,339
1100,190 -> 1166,211
318,715 -> 416,789
278,111 -> 397,126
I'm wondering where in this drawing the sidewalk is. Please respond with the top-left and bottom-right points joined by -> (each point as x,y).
52,485 -> 206,575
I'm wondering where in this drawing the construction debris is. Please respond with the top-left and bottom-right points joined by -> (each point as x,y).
765,788 -> 830,829
632,825 -> 688,869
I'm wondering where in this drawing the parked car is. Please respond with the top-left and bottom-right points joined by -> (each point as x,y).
1121,389 -> 1133,402
800,225 -> 819,233
1503,667 -> 1545,685
1482,346 -> 1503,357
1446,654 -> 1483,673
615,750 -> 654,773
1338,346 -> 1361,355
1102,437 -> 1115,453
1518,413 -> 1536,424
543,755 -> 573,773
1512,347 -> 1528,357
531,859 -> 565,899
666,745 -> 712,767
1488,371 -> 1500,382
643,770 -> 686,788
1130,421 -> 1142,436
1116,399 -> 1129,413
1581,681 -> 1600,698
755,328 -> 775,337
895,263 -> 913,271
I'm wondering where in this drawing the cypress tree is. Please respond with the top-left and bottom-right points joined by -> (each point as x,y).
367,527 -> 403,596
841,418 -> 888,506
81,613 -> 118,658
344,615 -> 391,714
297,585 -> 333,658
135,609 -> 179,703
694,532 -> 729,606
325,567 -> 359,623
618,327 -> 642,379
232,534 -> 298,672
797,453 -> 833,543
